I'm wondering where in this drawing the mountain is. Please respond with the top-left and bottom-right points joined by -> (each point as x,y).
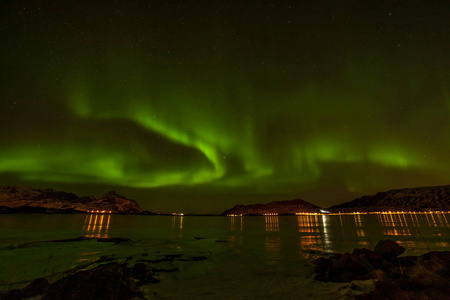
329,185 -> 450,212
221,199 -> 322,216
0,186 -> 147,214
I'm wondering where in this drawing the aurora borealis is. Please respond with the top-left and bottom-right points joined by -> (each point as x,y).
1,1 -> 449,213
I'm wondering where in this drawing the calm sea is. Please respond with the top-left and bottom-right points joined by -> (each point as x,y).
1,213 -> 449,298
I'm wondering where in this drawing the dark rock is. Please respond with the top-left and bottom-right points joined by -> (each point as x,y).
331,253 -> 343,260
412,251 -> 450,289
374,240 -> 405,262
397,256 -> 418,268
97,237 -> 134,244
132,262 -> 159,285
41,262 -> 142,300
0,289 -> 23,300
144,277 -> 159,284
21,277 -> 50,298
314,241 -> 450,299
152,268 -> 179,273
190,256 -> 208,261
313,273 -> 328,282
340,252 -> 373,281
48,236 -> 90,243
313,252 -> 374,282
146,254 -> 183,264
352,248 -> 382,267
313,257 -> 332,274
163,254 -> 183,260
95,256 -> 116,263
341,252 -> 369,270
132,263 -> 152,280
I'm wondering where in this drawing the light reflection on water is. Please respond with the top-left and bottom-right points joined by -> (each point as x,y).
75,212 -> 450,254
264,215 -> 279,232
1,212 -> 450,288
171,216 -> 184,229
230,216 -> 243,231
229,212 -> 450,259
82,213 -> 110,238
74,212 -> 450,263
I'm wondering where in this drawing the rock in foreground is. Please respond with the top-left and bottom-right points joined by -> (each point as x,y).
221,199 -> 321,216
0,186 -> 146,214
313,239 -> 450,299
0,262 -> 156,300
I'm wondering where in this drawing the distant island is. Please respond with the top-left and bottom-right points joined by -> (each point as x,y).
221,199 -> 321,216
329,185 -> 450,213
0,186 -> 149,214
222,185 -> 450,216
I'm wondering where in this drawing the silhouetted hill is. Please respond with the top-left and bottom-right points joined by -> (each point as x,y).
329,185 -> 450,212
221,199 -> 322,216
0,186 -> 148,214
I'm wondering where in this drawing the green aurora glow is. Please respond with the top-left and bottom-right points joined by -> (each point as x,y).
1,2 -> 449,213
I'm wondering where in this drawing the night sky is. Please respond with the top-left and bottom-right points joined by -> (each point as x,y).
1,1 -> 449,213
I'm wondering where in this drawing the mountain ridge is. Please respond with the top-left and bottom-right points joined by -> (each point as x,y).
0,185 -> 148,214
328,185 -> 450,212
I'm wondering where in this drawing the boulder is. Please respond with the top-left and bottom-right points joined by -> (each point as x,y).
352,248 -> 382,267
132,262 -> 158,284
41,262 -> 142,300
411,251 -> 450,290
21,277 -> 50,298
314,241 -> 450,299
0,289 -> 23,300
314,252 -> 374,282
313,257 -> 332,274
374,239 -> 405,262
97,237 -> 134,244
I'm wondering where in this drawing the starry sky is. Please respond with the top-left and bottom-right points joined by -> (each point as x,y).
0,1 -> 449,213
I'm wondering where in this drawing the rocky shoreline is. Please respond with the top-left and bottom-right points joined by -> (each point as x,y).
0,236 -> 219,300
313,239 -> 450,299
2,237 -> 449,299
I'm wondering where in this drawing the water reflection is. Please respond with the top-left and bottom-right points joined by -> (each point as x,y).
83,213 -> 111,238
322,215 -> 332,250
264,236 -> 281,263
171,216 -> 183,229
296,215 -> 334,252
230,216 -> 243,231
373,212 -> 450,242
297,215 -> 319,233
437,213 -> 449,227
379,213 -> 412,236
354,214 -> 365,237
265,215 -> 279,232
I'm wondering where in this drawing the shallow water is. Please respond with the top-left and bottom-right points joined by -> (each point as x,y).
0,213 -> 449,299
